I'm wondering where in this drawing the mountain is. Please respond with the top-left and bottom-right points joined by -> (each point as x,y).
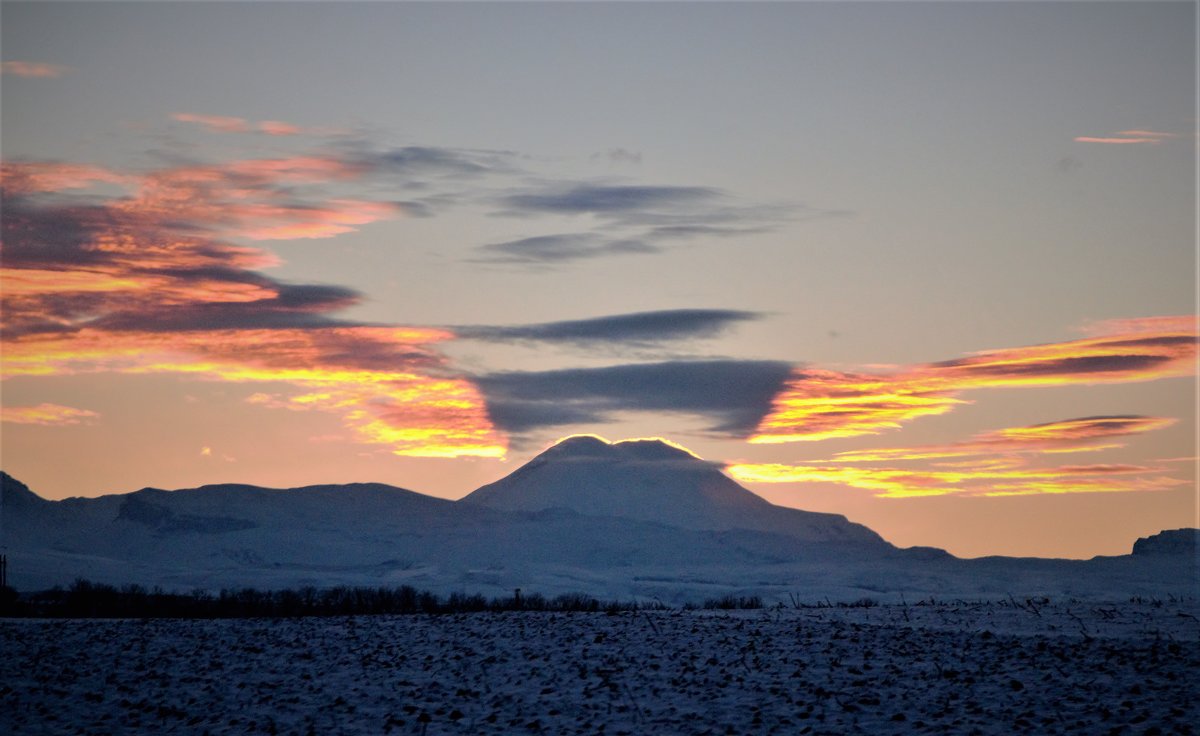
463,435 -> 886,546
1133,528 -> 1199,557
2,437 -> 1197,603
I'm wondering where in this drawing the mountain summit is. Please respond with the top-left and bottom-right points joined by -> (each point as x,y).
463,435 -> 885,545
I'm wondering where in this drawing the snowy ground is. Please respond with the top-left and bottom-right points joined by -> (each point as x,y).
3,599 -> 1198,735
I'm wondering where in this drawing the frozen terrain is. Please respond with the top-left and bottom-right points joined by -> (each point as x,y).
2,599 -> 1197,735
3,435 -> 1196,602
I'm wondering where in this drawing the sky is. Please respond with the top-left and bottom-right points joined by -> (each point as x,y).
1,1 -> 1196,559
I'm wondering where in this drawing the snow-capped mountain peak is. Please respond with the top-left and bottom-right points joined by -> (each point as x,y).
534,434 -> 700,463
461,435 -> 889,548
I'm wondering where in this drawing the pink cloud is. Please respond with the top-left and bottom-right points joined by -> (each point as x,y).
1,61 -> 68,78
1115,130 -> 1177,139
2,147 -> 505,459
1,161 -> 128,194
258,121 -> 302,136
172,113 -> 251,134
236,199 -> 404,240
1075,130 -> 1178,145
172,113 -> 309,137
1074,137 -> 1162,145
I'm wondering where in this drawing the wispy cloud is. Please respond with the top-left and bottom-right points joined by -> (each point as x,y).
473,233 -> 658,264
1,148 -> 505,458
7,134 -> 787,456
593,148 -> 643,165
2,155 -> 398,244
726,460 -> 1186,498
258,121 -> 302,136
732,404 -> 1188,498
830,415 -> 1176,463
481,181 -> 797,266
172,113 -> 255,134
1075,130 -> 1177,144
1116,130 -> 1178,138
504,184 -> 719,216
751,316 -> 1197,444
457,309 -> 764,347
172,113 -> 309,137
1,61 -> 68,78
1,161 -> 127,193
0,403 -> 99,426
364,146 -> 518,179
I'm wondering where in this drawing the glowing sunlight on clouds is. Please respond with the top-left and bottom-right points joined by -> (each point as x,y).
726,460 -> 1186,499
731,412 -> 1188,498
0,403 -> 99,426
0,146 -> 506,459
752,318 -> 1196,445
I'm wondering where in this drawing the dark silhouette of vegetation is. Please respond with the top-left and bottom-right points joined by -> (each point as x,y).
0,579 -> 654,619
701,594 -> 764,610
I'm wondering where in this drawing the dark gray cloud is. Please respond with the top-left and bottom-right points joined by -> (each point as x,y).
473,233 -> 659,264
949,354 -> 1176,378
504,185 -> 719,216
90,283 -> 363,334
1,201 -> 114,268
476,360 -> 794,436
0,180 -> 384,340
648,224 -> 772,240
481,181 -> 804,267
457,309 -> 764,346
329,145 -> 522,216
370,146 -> 511,177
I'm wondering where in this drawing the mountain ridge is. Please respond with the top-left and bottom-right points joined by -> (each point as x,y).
2,435 -> 1196,602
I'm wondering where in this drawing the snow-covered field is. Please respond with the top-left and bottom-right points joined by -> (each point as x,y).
3,599 -> 1198,735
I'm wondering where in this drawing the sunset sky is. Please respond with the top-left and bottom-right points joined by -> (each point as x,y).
2,1 -> 1195,559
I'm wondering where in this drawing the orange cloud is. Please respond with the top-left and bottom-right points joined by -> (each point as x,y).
1,148 -> 506,459
832,416 -> 1177,463
2,326 -> 505,458
726,460 -> 1186,499
1,61 -> 68,78
0,403 -> 99,426
752,317 -> 1196,444
733,408 -> 1188,498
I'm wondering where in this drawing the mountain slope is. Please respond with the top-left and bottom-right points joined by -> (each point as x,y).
463,435 -> 887,546
2,468 -> 888,596
2,451 -> 1195,603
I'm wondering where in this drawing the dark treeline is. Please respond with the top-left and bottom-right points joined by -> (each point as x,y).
0,580 -> 665,619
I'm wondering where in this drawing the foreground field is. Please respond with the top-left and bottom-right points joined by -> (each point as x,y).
3,599 -> 1198,735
